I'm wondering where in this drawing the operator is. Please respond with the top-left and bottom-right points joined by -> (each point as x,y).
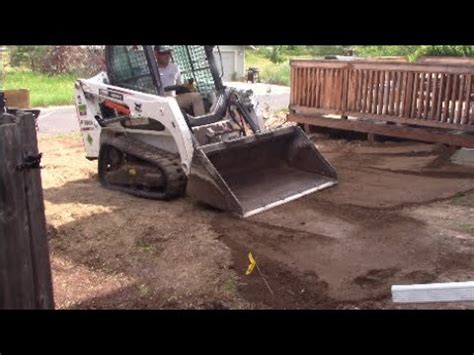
154,46 -> 205,117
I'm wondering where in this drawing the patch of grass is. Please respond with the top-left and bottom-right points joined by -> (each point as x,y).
135,241 -> 157,254
223,278 -> 237,294
245,50 -> 318,86
3,69 -> 76,107
462,224 -> 474,232
245,50 -> 273,72
262,63 -> 290,86
134,236 -> 163,255
451,193 -> 468,206
137,284 -> 151,297
245,51 -> 291,86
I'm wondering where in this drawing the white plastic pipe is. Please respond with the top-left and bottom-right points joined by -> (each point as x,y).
392,281 -> 474,303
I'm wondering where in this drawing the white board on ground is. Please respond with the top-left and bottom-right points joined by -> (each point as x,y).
392,281 -> 474,303
450,148 -> 474,167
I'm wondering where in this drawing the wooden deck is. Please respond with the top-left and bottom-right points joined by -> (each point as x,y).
288,59 -> 474,147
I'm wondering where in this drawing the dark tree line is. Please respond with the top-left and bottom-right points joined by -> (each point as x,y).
7,46 -> 105,76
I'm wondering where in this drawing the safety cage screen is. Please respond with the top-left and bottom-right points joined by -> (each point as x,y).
166,46 -> 217,95
106,46 -> 159,95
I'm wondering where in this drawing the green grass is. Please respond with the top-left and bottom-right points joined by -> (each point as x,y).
462,224 -> 474,232
245,51 -> 291,86
3,69 -> 76,107
223,279 -> 237,294
244,50 -> 317,86
451,193 -> 468,206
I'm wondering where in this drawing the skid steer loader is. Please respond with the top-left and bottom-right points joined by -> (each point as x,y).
74,45 -> 337,217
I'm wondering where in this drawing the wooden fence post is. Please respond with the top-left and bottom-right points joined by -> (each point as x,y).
341,66 -> 349,119
0,112 -> 54,309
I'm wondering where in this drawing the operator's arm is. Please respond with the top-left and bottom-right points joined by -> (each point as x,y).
175,64 -> 183,85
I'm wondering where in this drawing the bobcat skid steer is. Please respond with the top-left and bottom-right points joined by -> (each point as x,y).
74,45 -> 337,217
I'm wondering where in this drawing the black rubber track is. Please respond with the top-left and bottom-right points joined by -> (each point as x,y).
98,134 -> 187,200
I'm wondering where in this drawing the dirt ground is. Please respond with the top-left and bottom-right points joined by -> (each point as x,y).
39,121 -> 474,309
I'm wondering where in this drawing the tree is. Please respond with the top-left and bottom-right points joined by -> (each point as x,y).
8,46 -> 105,76
304,46 -> 346,57
9,46 -> 51,71
354,45 -> 474,61
269,46 -> 285,63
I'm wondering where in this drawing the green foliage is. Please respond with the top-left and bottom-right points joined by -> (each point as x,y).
8,45 -> 105,76
253,46 -> 287,63
262,61 -> 290,86
252,45 -> 474,64
245,51 -> 290,86
304,46 -> 347,56
9,46 -> 51,72
3,70 -> 76,107
247,46 -> 474,86
0,51 -> 5,89
251,46 -> 348,63
246,46 -> 352,85
269,47 -> 285,63
412,45 -> 474,59
3,46 -> 105,107
354,45 -> 418,58
355,45 -> 474,61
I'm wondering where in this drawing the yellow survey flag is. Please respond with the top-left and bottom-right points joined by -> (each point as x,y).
246,252 -> 256,275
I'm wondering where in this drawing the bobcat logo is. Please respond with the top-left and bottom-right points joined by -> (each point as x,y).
134,102 -> 143,113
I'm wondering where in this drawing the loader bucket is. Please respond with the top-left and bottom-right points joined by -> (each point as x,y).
187,126 -> 337,218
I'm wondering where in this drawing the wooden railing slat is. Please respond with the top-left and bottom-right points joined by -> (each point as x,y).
422,73 -> 430,119
394,72 -> 402,116
410,72 -> 419,118
367,71 -> 374,113
456,75 -> 465,124
361,70 -> 368,113
449,74 -> 458,122
372,71 -> 378,114
436,74 -> 445,121
442,74 -> 452,122
462,75 -> 471,125
430,73 -> 438,120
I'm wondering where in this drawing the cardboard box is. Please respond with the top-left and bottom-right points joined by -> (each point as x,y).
4,89 -> 30,109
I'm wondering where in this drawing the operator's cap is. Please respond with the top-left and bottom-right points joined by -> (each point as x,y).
154,45 -> 172,54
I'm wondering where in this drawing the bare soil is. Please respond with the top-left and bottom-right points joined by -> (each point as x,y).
40,129 -> 474,309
